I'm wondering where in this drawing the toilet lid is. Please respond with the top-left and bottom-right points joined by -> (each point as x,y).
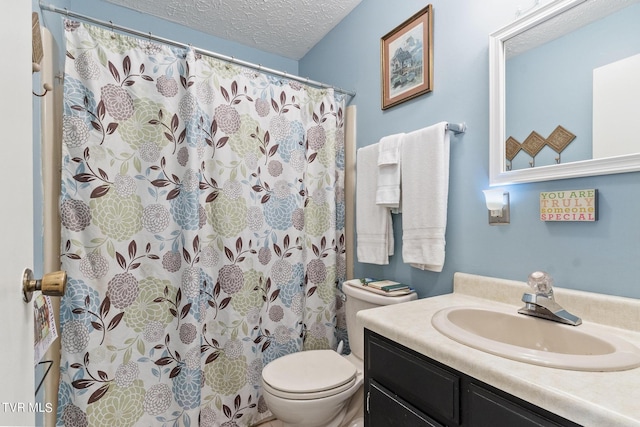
262,349 -> 357,399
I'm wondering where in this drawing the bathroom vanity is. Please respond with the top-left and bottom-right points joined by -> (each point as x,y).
365,329 -> 579,426
358,273 -> 640,426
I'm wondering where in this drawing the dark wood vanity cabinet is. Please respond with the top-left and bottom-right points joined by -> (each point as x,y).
364,329 -> 582,427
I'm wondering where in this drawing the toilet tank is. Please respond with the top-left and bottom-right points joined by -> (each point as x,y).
342,280 -> 417,360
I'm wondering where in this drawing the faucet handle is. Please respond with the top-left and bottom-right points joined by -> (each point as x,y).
527,271 -> 554,296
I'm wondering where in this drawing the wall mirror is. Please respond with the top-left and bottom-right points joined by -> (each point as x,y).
489,0 -> 640,185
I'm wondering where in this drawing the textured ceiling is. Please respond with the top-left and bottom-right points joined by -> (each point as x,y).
506,0 -> 639,58
104,0 -> 362,60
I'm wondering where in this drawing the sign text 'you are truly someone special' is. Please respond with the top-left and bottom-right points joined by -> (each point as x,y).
539,189 -> 598,222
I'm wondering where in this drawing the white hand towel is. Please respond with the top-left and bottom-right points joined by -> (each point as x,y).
356,144 -> 394,264
401,122 -> 450,272
377,133 -> 403,165
376,133 -> 404,210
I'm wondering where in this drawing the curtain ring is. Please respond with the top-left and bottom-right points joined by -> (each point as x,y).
109,21 -> 116,39
64,8 -> 69,17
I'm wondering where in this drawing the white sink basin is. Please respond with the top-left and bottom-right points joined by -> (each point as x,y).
431,305 -> 640,371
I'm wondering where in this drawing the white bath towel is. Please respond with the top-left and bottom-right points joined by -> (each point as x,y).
356,144 -> 394,264
401,122 -> 450,272
376,133 -> 404,211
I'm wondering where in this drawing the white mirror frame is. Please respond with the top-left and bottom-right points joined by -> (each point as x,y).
489,0 -> 640,186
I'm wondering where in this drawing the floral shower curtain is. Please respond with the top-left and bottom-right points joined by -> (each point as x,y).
57,21 -> 346,427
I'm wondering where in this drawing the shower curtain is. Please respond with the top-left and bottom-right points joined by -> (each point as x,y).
57,21 -> 346,427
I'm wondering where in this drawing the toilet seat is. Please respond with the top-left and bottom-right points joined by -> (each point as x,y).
262,349 -> 358,400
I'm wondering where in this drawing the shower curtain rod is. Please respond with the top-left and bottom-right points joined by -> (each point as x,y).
38,1 -> 357,99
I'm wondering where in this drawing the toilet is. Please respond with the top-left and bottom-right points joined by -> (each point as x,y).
261,280 -> 417,427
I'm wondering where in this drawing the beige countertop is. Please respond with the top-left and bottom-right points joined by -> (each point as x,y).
356,272 -> 640,426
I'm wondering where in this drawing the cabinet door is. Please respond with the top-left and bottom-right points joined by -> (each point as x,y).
368,380 -> 443,427
466,383 -> 568,427
366,331 -> 460,424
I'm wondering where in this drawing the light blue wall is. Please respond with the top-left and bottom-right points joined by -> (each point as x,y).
300,0 -> 640,299
32,0 -> 640,300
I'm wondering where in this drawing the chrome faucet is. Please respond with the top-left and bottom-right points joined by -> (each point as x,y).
517,271 -> 582,326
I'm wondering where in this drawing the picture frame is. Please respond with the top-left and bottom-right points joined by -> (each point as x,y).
381,5 -> 433,110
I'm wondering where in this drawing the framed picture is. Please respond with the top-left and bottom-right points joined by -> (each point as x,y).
381,5 -> 433,110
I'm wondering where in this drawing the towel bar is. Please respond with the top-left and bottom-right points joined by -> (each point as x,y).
446,123 -> 467,134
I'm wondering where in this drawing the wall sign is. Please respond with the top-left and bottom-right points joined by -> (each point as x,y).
540,189 -> 598,222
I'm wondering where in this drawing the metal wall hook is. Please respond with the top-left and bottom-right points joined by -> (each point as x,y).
22,268 -> 67,303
